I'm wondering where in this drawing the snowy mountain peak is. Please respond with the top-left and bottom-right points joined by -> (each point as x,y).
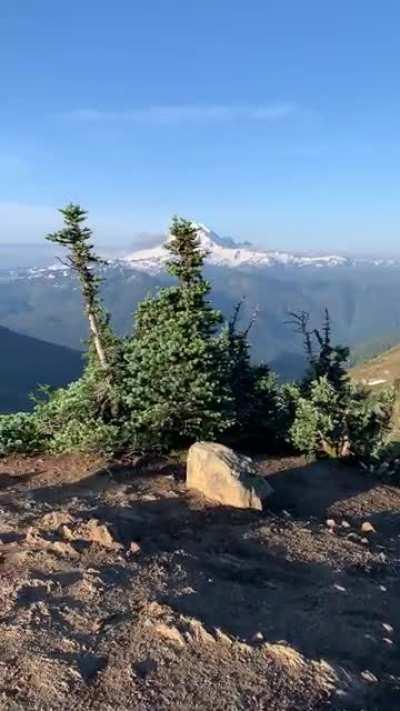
120,224 -> 350,273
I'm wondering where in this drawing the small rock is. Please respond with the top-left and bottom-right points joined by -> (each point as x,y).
341,520 -> 351,529
379,585 -> 387,592
361,522 -> 376,534
51,541 -> 79,559
214,628 -> 233,646
383,637 -> 394,645
347,532 -> 360,541
39,511 -> 74,530
382,623 -> 394,634
128,541 -> 141,556
185,619 -> 215,645
326,519 -> 336,529
25,527 -> 43,545
59,525 -> 75,541
235,642 -> 252,655
361,670 -> 378,683
84,519 -> 122,550
154,623 -> 185,648
333,584 -> 346,592
251,631 -> 264,642
144,602 -> 165,618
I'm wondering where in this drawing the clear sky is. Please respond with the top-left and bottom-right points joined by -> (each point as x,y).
1,0 -> 400,253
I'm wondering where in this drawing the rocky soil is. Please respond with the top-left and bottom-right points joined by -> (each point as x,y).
0,453 -> 399,710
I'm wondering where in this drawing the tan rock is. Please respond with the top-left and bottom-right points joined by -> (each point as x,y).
214,628 -> 233,646
59,525 -> 75,541
185,619 -> 216,645
51,541 -> 79,559
38,511 -> 74,531
361,521 -> 376,534
263,643 -> 304,669
128,541 -> 141,555
153,623 -> 185,648
186,442 -> 273,510
83,519 -> 121,550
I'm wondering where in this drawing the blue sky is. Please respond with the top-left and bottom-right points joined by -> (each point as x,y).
1,0 -> 400,253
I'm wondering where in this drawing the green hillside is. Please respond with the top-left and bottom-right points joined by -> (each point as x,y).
351,343 -> 400,388
0,326 -> 83,413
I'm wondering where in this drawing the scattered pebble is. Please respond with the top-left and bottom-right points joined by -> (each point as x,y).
128,541 -> 141,556
341,520 -> 351,529
383,637 -> 394,646
361,522 -> 376,534
379,585 -> 387,592
361,670 -> 378,683
326,519 -> 336,529
382,623 -> 394,634
333,584 -> 346,592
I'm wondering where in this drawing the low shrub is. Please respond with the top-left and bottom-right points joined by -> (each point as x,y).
0,412 -> 45,456
288,376 -> 394,460
33,375 -> 126,455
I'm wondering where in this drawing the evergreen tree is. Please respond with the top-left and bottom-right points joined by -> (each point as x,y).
288,310 -> 393,458
123,217 -> 234,450
221,301 -> 285,447
47,204 -> 116,373
289,309 -> 349,393
43,204 -> 122,431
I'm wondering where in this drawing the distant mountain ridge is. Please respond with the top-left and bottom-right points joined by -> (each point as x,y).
116,225 -> 400,273
118,225 -> 351,272
8,225 -> 400,283
0,326 -> 83,413
2,225 -> 400,389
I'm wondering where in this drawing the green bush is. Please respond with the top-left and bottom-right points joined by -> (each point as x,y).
33,374 -> 125,455
287,311 -> 394,461
288,374 -> 394,460
346,385 -> 394,460
0,412 -> 45,456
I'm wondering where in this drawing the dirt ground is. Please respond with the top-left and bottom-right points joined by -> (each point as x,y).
0,452 -> 399,710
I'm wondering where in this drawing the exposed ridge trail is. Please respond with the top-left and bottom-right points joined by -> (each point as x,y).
0,454 -> 399,709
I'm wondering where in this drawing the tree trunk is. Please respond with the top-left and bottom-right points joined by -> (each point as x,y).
87,310 -> 108,371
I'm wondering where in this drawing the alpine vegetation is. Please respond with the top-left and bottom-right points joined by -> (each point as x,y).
0,205 -> 394,467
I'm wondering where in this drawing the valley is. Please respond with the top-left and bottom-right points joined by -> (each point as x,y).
3,229 -> 400,387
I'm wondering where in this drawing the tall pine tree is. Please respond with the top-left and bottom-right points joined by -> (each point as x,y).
123,217 -> 234,449
43,204 -> 122,428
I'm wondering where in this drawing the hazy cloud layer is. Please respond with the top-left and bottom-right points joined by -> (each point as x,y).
60,103 -> 298,124
0,201 -> 163,247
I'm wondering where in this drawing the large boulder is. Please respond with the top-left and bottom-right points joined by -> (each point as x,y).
186,442 -> 273,510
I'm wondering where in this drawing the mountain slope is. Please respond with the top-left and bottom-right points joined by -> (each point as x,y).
351,343 -> 400,388
0,326 -> 83,413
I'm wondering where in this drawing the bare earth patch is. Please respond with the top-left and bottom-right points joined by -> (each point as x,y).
0,453 -> 399,709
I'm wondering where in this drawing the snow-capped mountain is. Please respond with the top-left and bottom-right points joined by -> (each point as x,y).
118,224 -> 350,273
10,224 -> 400,284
